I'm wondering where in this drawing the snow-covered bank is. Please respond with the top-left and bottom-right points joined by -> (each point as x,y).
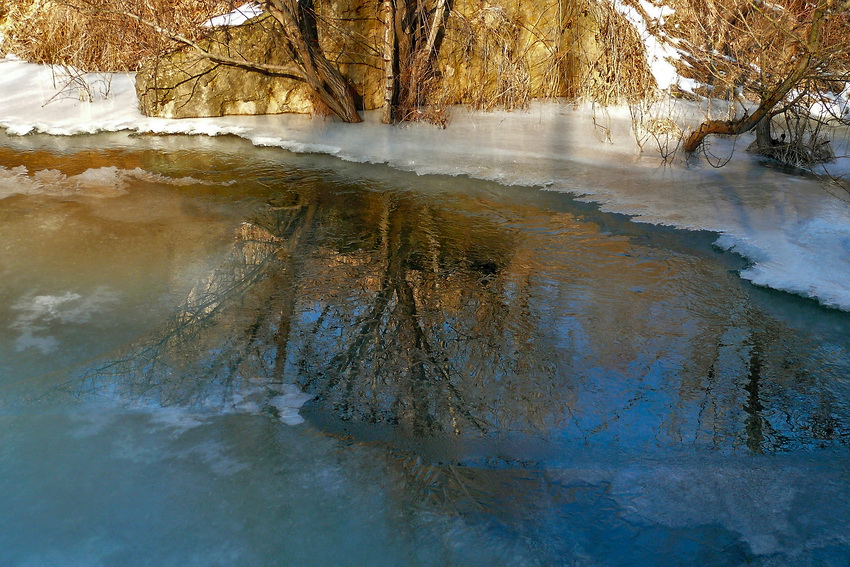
3,56 -> 850,310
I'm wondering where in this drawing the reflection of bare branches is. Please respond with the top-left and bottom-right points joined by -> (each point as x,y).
383,449 -> 654,566
79,238 -> 278,400
76,194 -> 317,406
50,175 -> 848,453
290,192 -> 566,437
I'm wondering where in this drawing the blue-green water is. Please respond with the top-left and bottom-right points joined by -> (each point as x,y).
1,132 -> 849,566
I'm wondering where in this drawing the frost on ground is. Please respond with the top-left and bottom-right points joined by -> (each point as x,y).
1,56 -> 850,310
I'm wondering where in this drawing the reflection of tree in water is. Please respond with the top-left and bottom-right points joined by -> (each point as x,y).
60,169 -> 850,566
75,174 -> 850,452
285,189 -> 570,437
77,181 -> 567,438
76,187 -> 311,406
381,450 -> 759,565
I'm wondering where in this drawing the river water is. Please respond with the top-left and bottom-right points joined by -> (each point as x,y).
1,131 -> 849,566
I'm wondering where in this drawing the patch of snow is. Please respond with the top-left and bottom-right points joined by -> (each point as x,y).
611,0 -> 687,91
788,85 -> 850,121
807,85 -> 850,120
203,2 -> 264,28
269,384 -> 313,426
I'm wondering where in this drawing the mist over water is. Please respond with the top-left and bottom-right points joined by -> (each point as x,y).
1,132 -> 849,566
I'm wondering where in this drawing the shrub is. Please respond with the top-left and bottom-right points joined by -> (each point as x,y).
0,0 -> 232,71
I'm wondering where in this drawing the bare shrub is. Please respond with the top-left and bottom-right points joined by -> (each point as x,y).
748,108 -> 837,168
1,0 -> 232,71
630,98 -> 685,161
580,1 -> 655,105
453,6 -> 530,111
44,64 -> 113,103
673,0 -> 850,158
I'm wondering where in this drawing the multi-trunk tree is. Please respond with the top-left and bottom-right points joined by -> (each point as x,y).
674,0 -> 850,163
100,0 -> 453,124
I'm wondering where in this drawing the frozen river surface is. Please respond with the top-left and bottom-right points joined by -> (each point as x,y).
1,132 -> 849,566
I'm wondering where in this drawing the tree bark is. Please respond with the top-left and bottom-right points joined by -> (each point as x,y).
381,0 -> 396,124
398,0 -> 450,118
682,70 -> 801,152
754,115 -> 773,148
264,0 -> 362,123
423,0 -> 447,57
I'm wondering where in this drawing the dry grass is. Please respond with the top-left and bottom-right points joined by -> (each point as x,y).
451,6 -> 531,111
0,0 -> 232,71
580,0 -> 655,105
423,0 -> 655,117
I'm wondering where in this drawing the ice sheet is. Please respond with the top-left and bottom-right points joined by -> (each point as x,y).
2,56 -> 850,310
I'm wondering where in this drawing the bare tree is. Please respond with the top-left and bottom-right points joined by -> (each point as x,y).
680,0 -> 850,162
263,0 -> 362,122
381,0 -> 397,123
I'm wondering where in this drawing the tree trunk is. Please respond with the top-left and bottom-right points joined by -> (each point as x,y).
273,198 -> 317,376
423,0 -> 447,56
381,0 -> 396,124
265,0 -> 362,123
754,115 -> 772,149
397,0 -> 450,119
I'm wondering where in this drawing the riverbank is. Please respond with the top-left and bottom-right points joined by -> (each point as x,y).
2,55 -> 850,311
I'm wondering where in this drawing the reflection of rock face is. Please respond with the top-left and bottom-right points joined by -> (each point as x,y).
136,0 -> 651,117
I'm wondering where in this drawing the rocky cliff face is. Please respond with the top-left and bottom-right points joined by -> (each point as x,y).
136,15 -> 313,118
137,0 -> 652,119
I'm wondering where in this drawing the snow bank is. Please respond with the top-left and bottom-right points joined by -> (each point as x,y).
2,56 -> 850,310
610,0 -> 697,93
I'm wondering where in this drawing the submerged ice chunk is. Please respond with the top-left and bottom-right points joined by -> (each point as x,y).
269,384 -> 313,426
9,288 -> 119,353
